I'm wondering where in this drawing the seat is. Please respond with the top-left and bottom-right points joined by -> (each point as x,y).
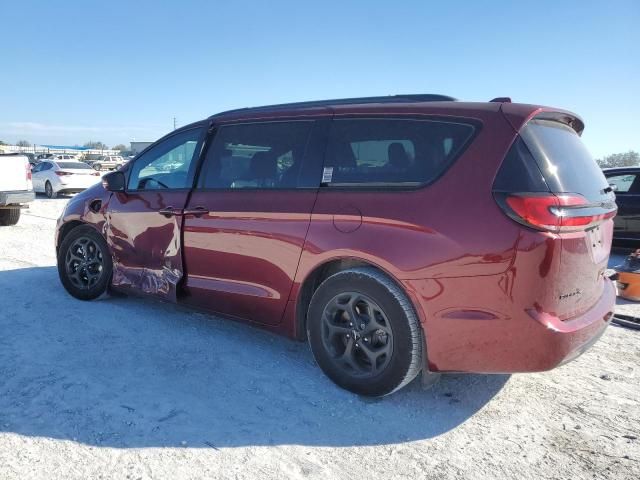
388,142 -> 410,169
231,151 -> 277,188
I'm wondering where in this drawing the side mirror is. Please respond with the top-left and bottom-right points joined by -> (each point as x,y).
609,183 -> 618,192
101,171 -> 126,192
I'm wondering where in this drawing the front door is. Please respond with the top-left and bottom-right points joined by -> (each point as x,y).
105,125 -> 206,300
181,118 -> 327,325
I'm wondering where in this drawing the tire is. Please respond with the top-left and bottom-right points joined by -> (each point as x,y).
0,208 -> 21,226
612,314 -> 640,331
93,163 -> 101,171
57,225 -> 112,300
45,181 -> 57,198
307,267 -> 423,396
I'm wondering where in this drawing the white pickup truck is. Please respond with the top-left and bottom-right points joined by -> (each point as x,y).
0,154 -> 35,226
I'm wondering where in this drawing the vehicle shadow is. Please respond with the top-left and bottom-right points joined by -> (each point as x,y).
0,266 -> 509,449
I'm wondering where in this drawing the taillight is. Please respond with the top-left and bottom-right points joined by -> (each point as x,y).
497,193 -> 616,233
55,171 -> 73,176
25,162 -> 32,181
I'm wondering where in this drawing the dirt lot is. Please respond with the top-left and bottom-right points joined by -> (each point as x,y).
1,197 -> 638,480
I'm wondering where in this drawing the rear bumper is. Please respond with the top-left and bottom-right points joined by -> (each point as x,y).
532,279 -> 614,369
56,179 -> 99,193
0,190 -> 35,207
407,277 -> 615,373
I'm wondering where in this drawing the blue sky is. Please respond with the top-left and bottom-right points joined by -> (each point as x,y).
1,0 -> 638,157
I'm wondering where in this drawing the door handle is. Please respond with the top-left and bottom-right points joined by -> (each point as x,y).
183,206 -> 210,217
158,206 -> 183,217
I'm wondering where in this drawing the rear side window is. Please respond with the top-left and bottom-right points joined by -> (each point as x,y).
606,173 -> 639,193
323,118 -> 475,186
520,119 -> 609,201
199,121 -> 315,189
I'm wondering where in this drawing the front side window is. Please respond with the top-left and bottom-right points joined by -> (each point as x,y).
323,118 -> 475,186
128,127 -> 204,190
198,121 -> 314,189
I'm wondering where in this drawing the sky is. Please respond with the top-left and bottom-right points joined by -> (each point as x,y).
0,0 -> 638,158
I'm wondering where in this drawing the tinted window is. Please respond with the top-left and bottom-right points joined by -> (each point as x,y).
41,162 -> 53,171
129,127 -> 204,190
606,173 -> 638,193
493,137 -> 549,192
56,162 -> 92,169
199,121 -> 314,189
521,119 -> 609,201
323,119 -> 475,185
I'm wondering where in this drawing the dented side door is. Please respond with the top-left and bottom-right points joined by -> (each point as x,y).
105,125 -> 207,301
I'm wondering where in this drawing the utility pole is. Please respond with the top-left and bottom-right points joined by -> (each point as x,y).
173,117 -> 177,130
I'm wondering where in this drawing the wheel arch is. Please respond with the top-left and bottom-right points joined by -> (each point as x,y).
56,220 -> 86,254
293,256 -> 425,342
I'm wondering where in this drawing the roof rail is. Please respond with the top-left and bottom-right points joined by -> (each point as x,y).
211,94 -> 457,117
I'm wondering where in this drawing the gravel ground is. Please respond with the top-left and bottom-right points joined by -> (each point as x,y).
1,197 -> 638,480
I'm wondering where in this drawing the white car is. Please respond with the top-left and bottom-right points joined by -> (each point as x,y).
31,160 -> 101,198
0,154 -> 34,225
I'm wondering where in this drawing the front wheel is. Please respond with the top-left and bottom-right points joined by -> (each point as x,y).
307,267 -> 423,397
57,225 -> 112,300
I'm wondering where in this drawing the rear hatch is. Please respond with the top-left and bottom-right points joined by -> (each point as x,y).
55,162 -> 101,183
0,155 -> 33,193
493,113 -> 616,319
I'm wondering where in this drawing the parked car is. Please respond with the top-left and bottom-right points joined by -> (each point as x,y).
84,155 -> 126,171
55,94 -> 617,396
603,167 -> 640,242
0,153 -> 34,225
20,152 -> 37,164
32,160 -> 100,198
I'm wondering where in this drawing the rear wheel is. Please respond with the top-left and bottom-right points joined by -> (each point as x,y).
93,163 -> 102,171
307,267 -> 423,396
45,181 -> 57,198
57,225 -> 112,300
0,208 -> 20,226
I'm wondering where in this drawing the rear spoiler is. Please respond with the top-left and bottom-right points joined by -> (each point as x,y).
531,111 -> 585,135
500,103 -> 585,136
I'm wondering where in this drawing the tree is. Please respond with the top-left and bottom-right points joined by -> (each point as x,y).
112,144 -> 127,151
17,140 -> 31,147
0,140 -> 5,145
596,150 -> 640,168
83,140 -> 108,150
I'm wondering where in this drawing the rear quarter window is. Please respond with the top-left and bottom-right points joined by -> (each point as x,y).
323,118 -> 475,186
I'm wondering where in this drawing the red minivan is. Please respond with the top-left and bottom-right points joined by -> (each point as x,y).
56,95 -> 617,396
